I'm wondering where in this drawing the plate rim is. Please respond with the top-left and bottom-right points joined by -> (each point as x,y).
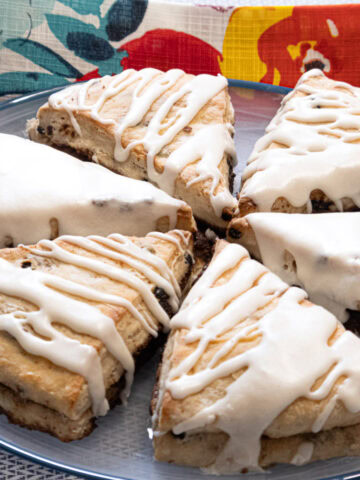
2,434 -> 360,480
1,83 -> 360,480
0,85 -> 66,111
0,77 -> 291,113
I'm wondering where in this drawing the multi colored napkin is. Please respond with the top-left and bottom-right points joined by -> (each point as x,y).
0,0 -> 359,95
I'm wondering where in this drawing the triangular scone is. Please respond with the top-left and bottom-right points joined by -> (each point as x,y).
0,230 -> 194,441
227,212 -> 360,323
152,240 -> 360,473
237,69 -> 360,218
27,68 -> 238,231
0,133 -> 195,248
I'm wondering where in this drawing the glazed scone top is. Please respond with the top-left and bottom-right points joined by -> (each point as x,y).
245,212 -> 360,322
241,69 -> 360,212
0,133 -> 193,247
0,231 -> 189,416
47,68 -> 237,218
157,242 -> 360,473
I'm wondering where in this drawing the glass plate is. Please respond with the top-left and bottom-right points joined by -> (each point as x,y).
0,85 -> 359,480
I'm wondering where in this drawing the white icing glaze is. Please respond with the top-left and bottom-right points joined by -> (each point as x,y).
0,232 -> 181,415
160,243 -> 360,473
0,133 -> 188,247
242,69 -> 360,212
245,211 -> 360,322
291,442 -> 314,466
48,69 -> 237,219
168,230 -> 189,247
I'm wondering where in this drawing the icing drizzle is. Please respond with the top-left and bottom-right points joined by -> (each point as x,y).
0,232 -> 183,416
160,243 -> 360,473
241,69 -> 360,212
146,230 -> 188,253
291,442 -> 314,466
245,211 -> 360,323
48,69 -> 237,219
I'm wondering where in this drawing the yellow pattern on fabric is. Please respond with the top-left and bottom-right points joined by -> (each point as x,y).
219,6 -> 293,82
287,41 -> 317,60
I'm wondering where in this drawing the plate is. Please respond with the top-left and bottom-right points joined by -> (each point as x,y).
0,85 -> 359,480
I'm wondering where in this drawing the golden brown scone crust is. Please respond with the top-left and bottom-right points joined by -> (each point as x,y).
226,215 -> 261,250
154,423 -> 360,469
0,231 -> 194,440
152,240 -> 360,467
238,72 -> 360,217
27,71 -> 236,230
155,204 -> 196,233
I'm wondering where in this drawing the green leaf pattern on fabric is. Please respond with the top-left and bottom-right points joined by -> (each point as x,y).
4,39 -> 82,78
0,72 -> 69,94
0,0 -> 148,95
46,14 -> 108,45
57,0 -> 101,16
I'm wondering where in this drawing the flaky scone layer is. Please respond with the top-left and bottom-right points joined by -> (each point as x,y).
28,69 -> 237,230
154,423 -> 360,470
0,230 -> 193,441
237,69 -> 360,218
0,133 -> 196,250
153,240 -> 360,472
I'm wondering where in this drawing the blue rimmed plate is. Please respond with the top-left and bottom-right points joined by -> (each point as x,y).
0,81 -> 359,480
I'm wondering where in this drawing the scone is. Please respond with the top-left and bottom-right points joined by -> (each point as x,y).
0,133 -> 196,248
0,230 -> 194,441
234,68 -> 360,221
227,212 -> 360,323
152,240 -> 360,473
27,68 -> 238,231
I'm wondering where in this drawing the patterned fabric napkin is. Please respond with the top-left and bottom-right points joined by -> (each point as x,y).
0,0 -> 360,95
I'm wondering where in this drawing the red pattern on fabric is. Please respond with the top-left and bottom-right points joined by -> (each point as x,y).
76,69 -> 101,82
258,5 -> 360,88
119,29 -> 222,75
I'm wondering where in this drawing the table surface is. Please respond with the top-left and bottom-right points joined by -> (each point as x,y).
0,449 -> 80,480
